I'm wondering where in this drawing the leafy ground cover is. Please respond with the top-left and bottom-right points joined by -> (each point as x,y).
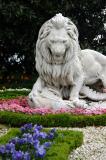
0,124 -> 83,160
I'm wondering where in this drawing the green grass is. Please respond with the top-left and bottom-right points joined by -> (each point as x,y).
0,128 -> 83,160
0,128 -> 21,145
0,90 -> 30,99
44,130 -> 83,160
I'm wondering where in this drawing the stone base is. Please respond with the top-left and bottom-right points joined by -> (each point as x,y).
28,94 -> 106,110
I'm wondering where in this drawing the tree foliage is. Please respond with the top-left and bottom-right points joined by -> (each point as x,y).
0,0 -> 106,79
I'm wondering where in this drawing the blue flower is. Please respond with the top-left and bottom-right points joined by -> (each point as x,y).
0,145 -> 5,154
23,133 -> 31,138
22,137 -> 28,143
33,131 -> 39,139
5,143 -> 15,153
22,133 -> 33,144
43,142 -> 52,148
36,145 -> 46,158
20,123 -> 33,133
20,126 -> 26,132
39,132 -> 47,139
34,125 -> 43,131
33,139 -> 40,149
9,137 -> 19,144
51,128 -> 56,133
24,151 -> 30,160
0,124 -> 56,159
12,150 -> 24,160
47,132 -> 54,139
18,138 -> 25,145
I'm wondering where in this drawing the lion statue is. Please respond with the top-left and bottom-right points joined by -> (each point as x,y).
28,13 -> 106,109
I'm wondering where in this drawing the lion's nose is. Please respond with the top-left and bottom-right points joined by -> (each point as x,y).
54,47 -> 65,55
55,50 -> 65,56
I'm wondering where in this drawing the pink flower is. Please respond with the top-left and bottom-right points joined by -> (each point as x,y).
0,97 -> 106,115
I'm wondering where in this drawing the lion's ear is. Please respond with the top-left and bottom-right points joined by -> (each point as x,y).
66,22 -> 79,41
39,30 -> 50,39
67,30 -> 78,41
38,23 -> 51,40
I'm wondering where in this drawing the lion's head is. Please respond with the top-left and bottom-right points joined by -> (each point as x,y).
35,13 -> 80,83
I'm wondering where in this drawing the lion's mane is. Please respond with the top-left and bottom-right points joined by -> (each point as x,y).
35,14 -> 81,87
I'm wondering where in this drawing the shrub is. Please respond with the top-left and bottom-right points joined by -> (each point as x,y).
0,111 -> 106,127
0,91 -> 29,99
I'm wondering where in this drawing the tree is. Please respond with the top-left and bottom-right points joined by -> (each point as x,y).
0,0 -> 106,80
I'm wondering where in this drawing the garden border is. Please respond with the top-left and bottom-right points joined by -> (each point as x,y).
0,111 -> 106,127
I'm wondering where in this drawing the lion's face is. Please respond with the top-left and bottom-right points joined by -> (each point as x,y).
36,14 -> 79,66
46,28 -> 70,62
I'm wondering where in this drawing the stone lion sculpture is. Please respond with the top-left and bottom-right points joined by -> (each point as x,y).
28,13 -> 106,109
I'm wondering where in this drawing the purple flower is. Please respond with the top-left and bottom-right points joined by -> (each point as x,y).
33,131 -> 39,139
22,137 -> 28,143
18,138 -> 25,145
0,145 -> 5,154
23,133 -> 31,138
39,132 -> 47,139
25,123 -> 33,130
20,123 -> 33,133
36,145 -> 46,158
47,132 -> 54,139
34,124 -> 43,131
51,128 -> 56,133
24,152 -> 30,160
5,143 -> 15,153
33,139 -> 40,149
20,126 -> 26,132
12,150 -> 24,160
43,142 -> 52,148
0,124 -> 56,159
9,137 -> 19,144
22,133 -> 33,144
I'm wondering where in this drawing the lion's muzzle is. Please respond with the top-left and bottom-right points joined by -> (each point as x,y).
49,43 -> 66,57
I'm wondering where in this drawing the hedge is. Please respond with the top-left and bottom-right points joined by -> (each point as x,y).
0,91 -> 29,99
0,111 -> 106,127
0,128 -> 83,160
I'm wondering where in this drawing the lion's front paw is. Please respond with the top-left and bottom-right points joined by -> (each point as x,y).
70,98 -> 88,108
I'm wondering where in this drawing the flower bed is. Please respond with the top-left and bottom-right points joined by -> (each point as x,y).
0,124 -> 56,159
1,97 -> 106,115
0,91 -> 106,127
0,124 -> 83,160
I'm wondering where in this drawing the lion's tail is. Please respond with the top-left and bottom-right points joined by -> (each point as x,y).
80,86 -> 106,101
